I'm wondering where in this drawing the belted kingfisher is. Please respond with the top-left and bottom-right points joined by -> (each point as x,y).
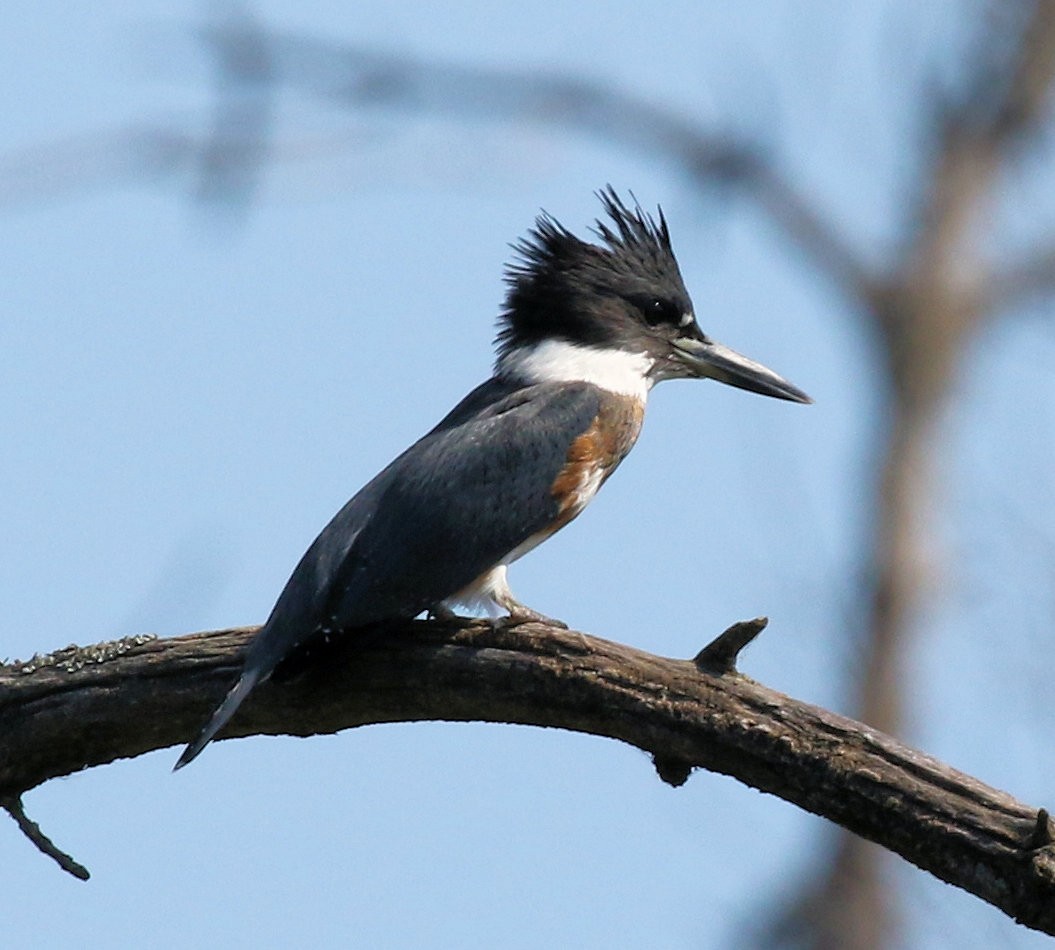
175,188 -> 810,769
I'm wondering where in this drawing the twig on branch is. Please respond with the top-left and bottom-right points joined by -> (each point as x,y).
1029,808 -> 1055,850
2,795 -> 90,881
694,615 -> 768,673
2,620 -> 1055,934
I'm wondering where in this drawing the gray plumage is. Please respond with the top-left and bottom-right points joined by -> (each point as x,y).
175,187 -> 810,770
175,379 -> 602,768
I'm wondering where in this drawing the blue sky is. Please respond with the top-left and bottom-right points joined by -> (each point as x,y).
2,3 -> 1053,948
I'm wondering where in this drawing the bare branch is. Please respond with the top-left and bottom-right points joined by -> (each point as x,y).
202,28 -> 878,306
195,4 -> 275,211
987,241 -> 1055,313
2,621 -> 1055,934
869,3 -> 1055,371
972,0 -> 1055,146
2,795 -> 90,881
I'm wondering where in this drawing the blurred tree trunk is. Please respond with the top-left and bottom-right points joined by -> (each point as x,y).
777,6 -> 1055,946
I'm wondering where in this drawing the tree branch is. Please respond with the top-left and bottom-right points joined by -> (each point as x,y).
202,27 -> 878,307
987,241 -> 1055,314
2,795 -> 90,881
2,620 -> 1054,934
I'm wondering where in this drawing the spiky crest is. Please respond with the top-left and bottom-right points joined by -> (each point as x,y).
495,187 -> 688,361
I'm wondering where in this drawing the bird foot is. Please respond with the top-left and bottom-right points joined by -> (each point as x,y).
496,606 -> 568,630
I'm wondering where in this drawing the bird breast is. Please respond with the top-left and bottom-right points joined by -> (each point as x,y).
549,392 -> 646,530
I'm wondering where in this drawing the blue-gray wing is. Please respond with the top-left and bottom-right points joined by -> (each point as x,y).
175,378 -> 601,768
280,377 -> 602,632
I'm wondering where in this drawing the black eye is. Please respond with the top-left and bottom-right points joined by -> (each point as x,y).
643,297 -> 679,328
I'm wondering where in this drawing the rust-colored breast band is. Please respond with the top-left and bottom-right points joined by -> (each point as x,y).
549,394 -> 645,530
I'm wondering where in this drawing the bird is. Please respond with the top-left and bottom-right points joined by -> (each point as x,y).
174,187 -> 810,769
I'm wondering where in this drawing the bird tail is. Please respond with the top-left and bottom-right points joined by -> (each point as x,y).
173,666 -> 264,771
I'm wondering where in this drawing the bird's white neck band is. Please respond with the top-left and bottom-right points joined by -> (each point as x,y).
499,340 -> 653,400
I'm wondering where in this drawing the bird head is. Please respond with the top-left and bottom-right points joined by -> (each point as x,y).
496,187 -> 811,404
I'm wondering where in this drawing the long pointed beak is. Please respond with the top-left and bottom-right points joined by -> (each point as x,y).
672,337 -> 812,404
